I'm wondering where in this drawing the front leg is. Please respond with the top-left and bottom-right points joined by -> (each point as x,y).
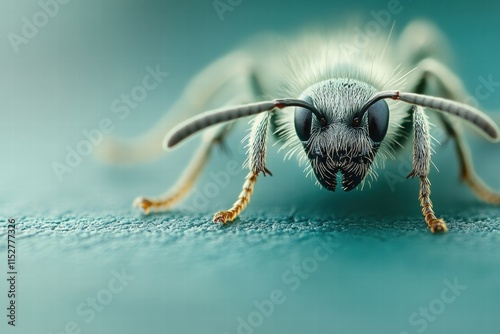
213,112 -> 271,224
408,106 -> 448,233
411,57 -> 500,205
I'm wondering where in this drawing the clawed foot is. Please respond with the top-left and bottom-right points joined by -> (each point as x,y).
133,197 -> 153,214
213,210 -> 235,224
428,218 -> 448,233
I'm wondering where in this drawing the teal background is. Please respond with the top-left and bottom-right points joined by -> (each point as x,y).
1,0 -> 500,333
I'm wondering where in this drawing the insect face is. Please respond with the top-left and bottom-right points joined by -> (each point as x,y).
294,79 -> 390,191
139,22 -> 500,232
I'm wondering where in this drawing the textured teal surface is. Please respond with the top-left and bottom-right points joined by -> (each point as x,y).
1,1 -> 500,333
3,203 -> 500,334
2,142 -> 500,334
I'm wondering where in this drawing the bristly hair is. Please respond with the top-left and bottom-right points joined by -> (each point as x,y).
252,25 -> 413,189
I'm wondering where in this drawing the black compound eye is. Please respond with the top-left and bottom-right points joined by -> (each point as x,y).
367,99 -> 389,143
294,96 -> 314,142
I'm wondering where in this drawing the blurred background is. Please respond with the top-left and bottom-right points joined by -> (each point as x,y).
1,1 -> 500,333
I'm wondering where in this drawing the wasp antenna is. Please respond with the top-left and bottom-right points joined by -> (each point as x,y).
359,90 -> 499,142
398,92 -> 500,142
164,99 -> 323,149
165,101 -> 275,149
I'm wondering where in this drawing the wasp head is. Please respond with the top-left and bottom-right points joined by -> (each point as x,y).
294,79 -> 390,191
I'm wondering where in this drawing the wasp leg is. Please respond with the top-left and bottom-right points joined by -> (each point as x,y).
104,52 -> 258,213
96,51 -> 254,164
408,106 -> 448,233
398,20 -> 452,67
442,119 -> 500,204
412,59 -> 500,205
213,112 -> 271,224
134,124 -> 231,214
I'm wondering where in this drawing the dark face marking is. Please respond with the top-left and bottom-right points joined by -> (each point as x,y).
308,147 -> 376,191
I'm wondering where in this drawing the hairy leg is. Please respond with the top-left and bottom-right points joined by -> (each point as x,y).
213,112 -> 272,224
412,58 -> 500,205
408,106 -> 448,233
